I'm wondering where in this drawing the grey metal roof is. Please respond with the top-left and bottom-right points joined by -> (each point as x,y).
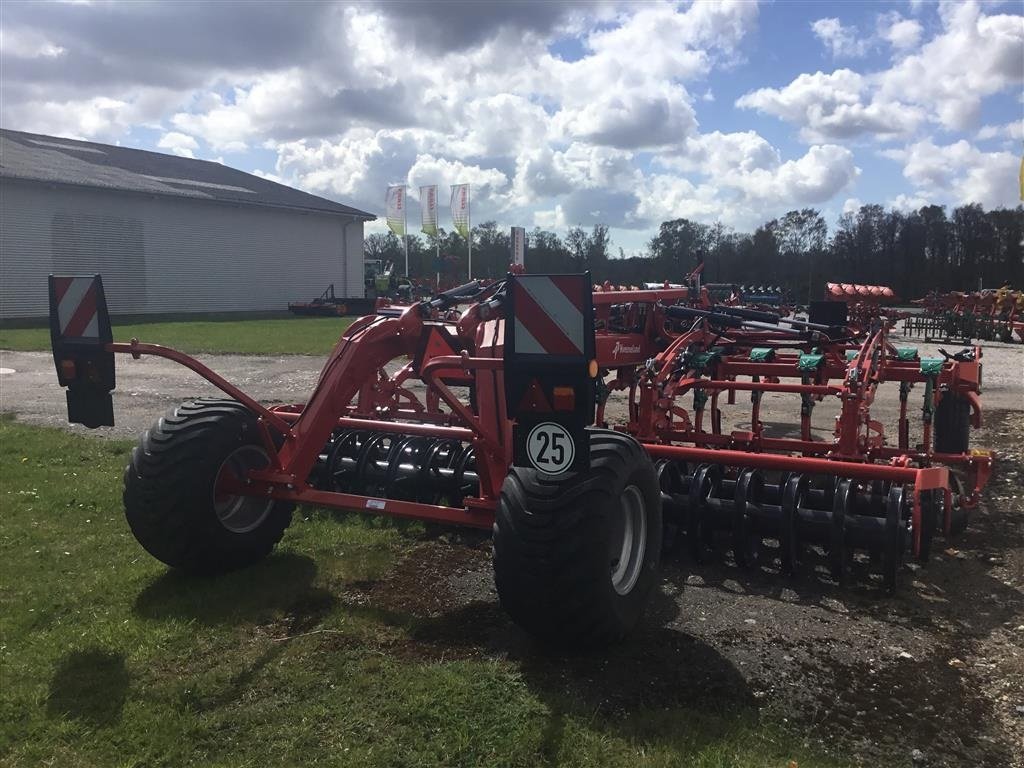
0,128 -> 375,220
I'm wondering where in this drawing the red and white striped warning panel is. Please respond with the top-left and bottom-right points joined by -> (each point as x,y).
52,276 -> 102,339
510,275 -> 587,356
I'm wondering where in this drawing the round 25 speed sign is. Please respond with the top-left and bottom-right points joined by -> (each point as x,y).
526,422 -> 575,474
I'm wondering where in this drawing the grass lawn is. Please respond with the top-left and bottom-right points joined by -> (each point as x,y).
0,316 -> 354,356
0,417 -> 855,768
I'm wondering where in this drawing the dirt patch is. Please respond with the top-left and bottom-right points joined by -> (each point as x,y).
337,409 -> 1023,767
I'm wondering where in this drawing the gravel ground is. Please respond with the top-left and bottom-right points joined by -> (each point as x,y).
2,334 -> 1021,766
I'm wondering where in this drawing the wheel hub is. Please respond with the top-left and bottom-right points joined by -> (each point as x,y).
610,484 -> 647,595
213,445 -> 275,533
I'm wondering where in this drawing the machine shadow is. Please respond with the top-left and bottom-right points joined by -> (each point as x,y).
338,581 -> 755,759
133,552 -> 335,630
47,648 -> 129,727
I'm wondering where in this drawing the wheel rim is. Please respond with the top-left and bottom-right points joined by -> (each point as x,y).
610,484 -> 647,596
213,445 -> 275,533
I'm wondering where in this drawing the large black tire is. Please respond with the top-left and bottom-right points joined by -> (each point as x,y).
123,399 -> 294,573
493,429 -> 662,647
934,393 -> 970,454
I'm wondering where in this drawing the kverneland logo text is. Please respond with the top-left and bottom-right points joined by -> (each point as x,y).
612,342 -> 641,357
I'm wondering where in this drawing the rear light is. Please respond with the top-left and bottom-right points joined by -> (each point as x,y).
552,386 -> 575,411
60,359 -> 76,381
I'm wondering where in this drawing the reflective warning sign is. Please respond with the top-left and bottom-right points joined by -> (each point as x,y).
510,275 -> 587,357
52,276 -> 101,338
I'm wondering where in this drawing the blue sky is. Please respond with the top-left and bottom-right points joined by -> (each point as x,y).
1,1 -> 1021,255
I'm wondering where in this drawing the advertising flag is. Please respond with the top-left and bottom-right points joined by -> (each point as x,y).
420,185 -> 438,236
385,185 -> 406,236
511,226 -> 526,267
450,183 -> 470,239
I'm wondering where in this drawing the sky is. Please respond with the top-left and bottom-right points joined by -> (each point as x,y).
1,0 -> 1021,255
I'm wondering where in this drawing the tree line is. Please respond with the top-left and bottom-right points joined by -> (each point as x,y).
364,203 -> 1024,301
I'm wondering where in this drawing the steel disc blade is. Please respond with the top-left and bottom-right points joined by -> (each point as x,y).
882,485 -> 907,593
829,478 -> 853,582
732,468 -> 764,569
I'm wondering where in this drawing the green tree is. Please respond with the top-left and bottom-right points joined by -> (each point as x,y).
648,218 -> 712,282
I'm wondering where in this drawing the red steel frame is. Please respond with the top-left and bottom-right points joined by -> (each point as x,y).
99,282 -> 994,560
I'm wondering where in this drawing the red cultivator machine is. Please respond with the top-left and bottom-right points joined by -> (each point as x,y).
48,272 -> 994,646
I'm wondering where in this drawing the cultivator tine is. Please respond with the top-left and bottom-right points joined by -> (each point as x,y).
916,489 -> 938,564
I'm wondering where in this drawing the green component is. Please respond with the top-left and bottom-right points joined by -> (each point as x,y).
692,347 -> 725,371
797,353 -> 825,372
749,347 -> 775,363
693,388 -> 708,411
919,358 -> 944,376
845,350 -> 857,362
895,347 -> 919,361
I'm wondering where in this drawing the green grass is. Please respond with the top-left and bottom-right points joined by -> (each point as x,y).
0,418 -> 854,768
0,317 -> 354,356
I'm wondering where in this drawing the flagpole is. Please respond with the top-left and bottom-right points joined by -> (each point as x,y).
403,187 -> 409,277
467,185 -> 472,281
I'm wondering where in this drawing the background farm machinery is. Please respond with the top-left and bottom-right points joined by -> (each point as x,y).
825,282 -> 906,333
49,271 -> 993,646
904,286 -> 1024,344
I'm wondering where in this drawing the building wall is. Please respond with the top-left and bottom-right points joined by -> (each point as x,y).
0,178 -> 366,319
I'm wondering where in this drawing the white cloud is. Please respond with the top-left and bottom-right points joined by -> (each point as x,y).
879,2 -> 1024,131
737,70 -> 923,141
661,130 -> 781,176
812,18 -> 870,58
251,168 -> 283,183
0,27 -> 66,58
2,0 -> 1015,247
510,143 -> 639,207
888,193 -> 930,212
885,138 -> 1020,209
407,155 -> 509,200
643,136 -> 859,229
553,83 -> 697,149
740,2 -> 1023,139
156,131 -> 199,158
842,197 -> 862,214
976,122 -> 1024,141
2,95 -> 132,141
448,94 -> 550,158
533,204 -> 567,230
878,13 -> 922,50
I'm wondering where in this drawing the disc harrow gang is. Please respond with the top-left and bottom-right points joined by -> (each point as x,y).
657,463 -> 925,588
319,429 -> 479,507
48,269 -> 997,646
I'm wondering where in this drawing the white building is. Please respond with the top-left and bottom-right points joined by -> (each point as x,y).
0,129 -> 374,320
